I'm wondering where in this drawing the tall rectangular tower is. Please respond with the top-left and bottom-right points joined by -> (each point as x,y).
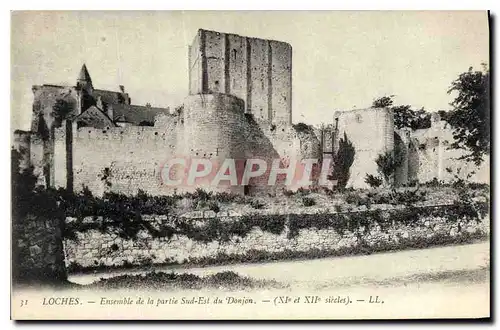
188,29 -> 292,125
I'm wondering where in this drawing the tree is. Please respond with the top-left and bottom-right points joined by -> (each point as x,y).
52,99 -> 75,127
393,105 -> 432,130
437,110 -> 452,122
447,64 -> 490,165
375,149 -> 403,186
372,95 -> 395,108
331,133 -> 355,189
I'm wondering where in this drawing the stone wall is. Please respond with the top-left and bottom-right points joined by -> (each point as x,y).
334,108 -> 489,188
410,120 -> 489,184
13,216 -> 67,283
12,130 -> 31,170
334,107 -> 394,188
31,85 -> 80,132
182,93 -> 247,194
189,29 -> 292,125
63,207 -> 486,269
53,113 -> 181,196
47,93 -> 316,197
29,134 -> 47,187
188,31 -> 202,95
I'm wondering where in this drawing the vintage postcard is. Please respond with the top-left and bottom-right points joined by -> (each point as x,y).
10,10 -> 490,320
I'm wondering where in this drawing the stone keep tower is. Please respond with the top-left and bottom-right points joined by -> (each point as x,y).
188,29 -> 293,125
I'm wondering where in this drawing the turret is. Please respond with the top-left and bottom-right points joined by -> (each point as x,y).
76,64 -> 93,94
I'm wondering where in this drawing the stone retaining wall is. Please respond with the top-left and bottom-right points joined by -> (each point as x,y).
63,208 -> 487,270
13,216 -> 67,282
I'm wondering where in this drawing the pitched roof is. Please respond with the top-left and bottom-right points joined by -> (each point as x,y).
110,104 -> 170,125
76,106 -> 116,129
93,89 -> 126,105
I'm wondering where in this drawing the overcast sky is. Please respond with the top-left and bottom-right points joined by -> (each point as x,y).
11,11 -> 489,130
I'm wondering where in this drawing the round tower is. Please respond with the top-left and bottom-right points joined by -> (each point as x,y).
181,93 -> 247,194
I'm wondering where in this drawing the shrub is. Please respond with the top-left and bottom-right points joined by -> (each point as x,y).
283,189 -> 295,197
193,188 -> 211,201
297,187 -> 311,195
345,192 -> 363,205
207,200 -> 220,213
365,174 -> 383,188
345,192 -> 377,208
421,178 -> 442,187
90,270 -> 286,290
213,192 -> 238,203
302,197 -> 316,207
331,133 -> 355,189
367,191 -> 391,205
250,199 -> 266,209
292,122 -> 313,133
391,189 -> 426,205
375,151 -> 402,185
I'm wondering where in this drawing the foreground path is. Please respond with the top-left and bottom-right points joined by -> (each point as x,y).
70,241 -> 490,289
15,242 -> 489,319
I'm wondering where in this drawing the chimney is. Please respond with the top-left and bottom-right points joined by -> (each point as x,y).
119,85 -> 125,93
96,96 -> 103,110
107,105 -> 114,122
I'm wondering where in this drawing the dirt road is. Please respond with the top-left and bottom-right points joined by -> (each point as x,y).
14,242 -> 489,320
70,241 -> 490,289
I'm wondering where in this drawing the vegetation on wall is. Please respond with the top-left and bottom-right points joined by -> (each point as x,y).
292,122 -> 314,134
372,96 -> 432,131
372,64 -> 490,166
12,145 -> 489,253
59,184 -> 487,245
392,105 -> 432,131
52,99 -> 75,127
372,95 -> 395,108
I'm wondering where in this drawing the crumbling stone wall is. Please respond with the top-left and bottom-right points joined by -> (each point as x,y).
31,85 -> 80,132
13,216 -> 67,283
189,29 -> 292,125
48,92 -> 312,197
409,119 -> 489,184
63,208 -> 486,269
334,107 -> 395,188
12,130 -> 31,170
52,112 -> 181,196
188,31 -> 203,95
333,108 -> 488,188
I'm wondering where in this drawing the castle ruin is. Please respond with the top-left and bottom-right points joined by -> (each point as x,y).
13,29 -> 488,196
